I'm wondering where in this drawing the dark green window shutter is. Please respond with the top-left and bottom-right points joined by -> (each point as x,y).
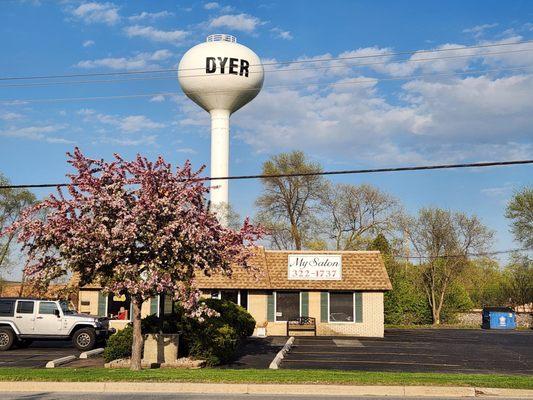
150,296 -> 159,316
97,291 -> 107,317
301,292 -> 309,317
267,291 -> 275,322
355,292 -> 363,322
320,292 -> 328,322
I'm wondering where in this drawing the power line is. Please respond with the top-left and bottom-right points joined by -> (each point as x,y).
2,65 -> 531,104
1,160 -> 531,190
1,47 -> 532,89
395,248 -> 530,260
1,39 -> 532,82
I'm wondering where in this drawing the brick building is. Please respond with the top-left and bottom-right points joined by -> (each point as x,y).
78,249 -> 392,337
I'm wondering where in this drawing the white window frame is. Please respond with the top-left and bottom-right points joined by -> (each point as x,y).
106,294 -> 132,322
211,290 -> 248,309
274,290 -> 301,322
327,291 -> 356,324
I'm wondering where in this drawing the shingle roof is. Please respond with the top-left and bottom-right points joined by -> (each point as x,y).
195,248 -> 392,291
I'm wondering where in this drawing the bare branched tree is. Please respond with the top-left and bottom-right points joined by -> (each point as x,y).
402,208 -> 493,324
320,183 -> 400,250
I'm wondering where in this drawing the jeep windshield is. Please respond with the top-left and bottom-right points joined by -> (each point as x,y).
60,301 -> 77,315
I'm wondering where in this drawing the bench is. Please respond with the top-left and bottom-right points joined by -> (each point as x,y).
286,317 -> 316,336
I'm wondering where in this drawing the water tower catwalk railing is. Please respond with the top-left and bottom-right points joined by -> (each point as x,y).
207,34 -> 237,43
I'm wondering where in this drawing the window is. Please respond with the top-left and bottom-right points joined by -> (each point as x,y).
239,290 -> 248,310
17,301 -> 34,314
329,292 -> 354,322
0,300 -> 15,316
210,290 -> 248,309
221,290 -> 238,304
275,291 -> 300,321
38,302 -> 58,315
107,293 -> 131,320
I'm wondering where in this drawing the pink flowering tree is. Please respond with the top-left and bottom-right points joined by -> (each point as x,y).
3,148 -> 263,370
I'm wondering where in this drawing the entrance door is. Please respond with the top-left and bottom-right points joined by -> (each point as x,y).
34,301 -> 62,335
14,300 -> 36,334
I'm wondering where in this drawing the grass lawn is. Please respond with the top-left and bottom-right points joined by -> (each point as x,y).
0,368 -> 530,389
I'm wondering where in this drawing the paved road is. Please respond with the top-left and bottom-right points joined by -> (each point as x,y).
1,394 -> 527,400
0,341 -> 80,368
281,329 -> 533,375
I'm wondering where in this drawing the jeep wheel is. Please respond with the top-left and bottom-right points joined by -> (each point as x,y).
73,328 -> 96,351
17,339 -> 33,348
0,328 -> 15,351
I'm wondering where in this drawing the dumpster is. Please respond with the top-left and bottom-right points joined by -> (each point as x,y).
482,307 -> 516,329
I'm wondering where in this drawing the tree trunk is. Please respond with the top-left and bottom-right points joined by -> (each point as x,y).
130,299 -> 143,371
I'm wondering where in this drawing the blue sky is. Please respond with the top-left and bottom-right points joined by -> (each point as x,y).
1,0 -> 532,278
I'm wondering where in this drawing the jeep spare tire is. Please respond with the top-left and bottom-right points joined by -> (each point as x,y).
73,328 -> 96,351
0,327 -> 15,351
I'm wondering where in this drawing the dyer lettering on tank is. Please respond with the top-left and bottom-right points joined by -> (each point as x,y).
206,57 -> 250,77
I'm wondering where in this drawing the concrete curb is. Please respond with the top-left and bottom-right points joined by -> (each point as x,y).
79,348 -> 104,359
0,382 -> 532,397
45,355 -> 77,369
269,336 -> 294,369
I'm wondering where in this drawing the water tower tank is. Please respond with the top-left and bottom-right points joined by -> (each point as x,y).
178,34 -> 264,225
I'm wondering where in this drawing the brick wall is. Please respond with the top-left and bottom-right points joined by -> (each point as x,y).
262,291 -> 384,338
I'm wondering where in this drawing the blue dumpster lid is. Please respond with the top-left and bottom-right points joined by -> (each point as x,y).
483,307 -> 514,313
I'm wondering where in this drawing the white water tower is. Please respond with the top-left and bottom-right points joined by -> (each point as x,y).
178,34 -> 264,225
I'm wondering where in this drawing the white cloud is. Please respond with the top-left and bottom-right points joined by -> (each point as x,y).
124,25 -> 189,45
76,49 -> 172,70
128,11 -> 173,22
70,2 -> 120,26
204,2 -> 219,10
0,111 -> 22,121
176,148 -> 198,154
271,27 -> 293,40
100,135 -> 158,146
149,95 -> 166,102
0,124 -> 73,144
209,13 -> 263,33
463,23 -> 499,38
82,40 -> 95,47
78,109 -> 166,133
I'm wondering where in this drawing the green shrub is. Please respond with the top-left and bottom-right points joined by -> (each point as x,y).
384,271 -> 432,325
202,298 -> 256,337
141,313 -> 181,334
103,325 -> 133,363
187,323 -> 239,366
441,283 -> 474,324
103,299 -> 255,365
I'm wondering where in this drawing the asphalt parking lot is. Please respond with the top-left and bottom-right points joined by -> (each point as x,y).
1,329 -> 532,373
0,341 -> 81,368
280,329 -> 533,375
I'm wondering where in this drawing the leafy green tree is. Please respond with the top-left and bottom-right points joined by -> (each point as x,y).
458,259 -> 508,307
504,254 -> 533,311
256,151 -> 324,250
505,187 -> 533,249
0,173 -> 36,274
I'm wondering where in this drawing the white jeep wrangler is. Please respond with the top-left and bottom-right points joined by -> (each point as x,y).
0,298 -> 115,351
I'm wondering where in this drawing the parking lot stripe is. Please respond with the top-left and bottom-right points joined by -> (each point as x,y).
282,359 -> 462,367
290,351 -> 451,357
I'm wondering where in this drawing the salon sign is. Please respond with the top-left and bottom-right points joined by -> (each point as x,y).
288,254 -> 342,280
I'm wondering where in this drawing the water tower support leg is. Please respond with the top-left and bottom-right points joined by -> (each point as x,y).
210,109 -> 230,226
